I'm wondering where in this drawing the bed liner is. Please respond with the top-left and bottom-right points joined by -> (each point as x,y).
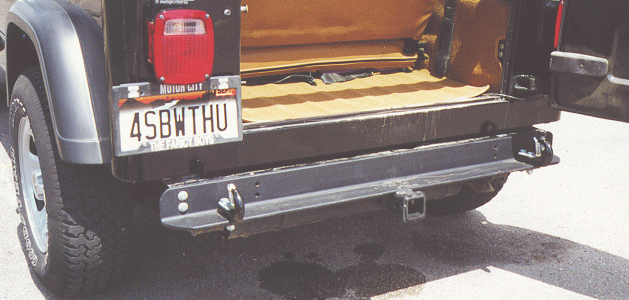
242,69 -> 489,122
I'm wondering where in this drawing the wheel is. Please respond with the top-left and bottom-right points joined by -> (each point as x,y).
426,175 -> 509,215
10,69 -> 131,297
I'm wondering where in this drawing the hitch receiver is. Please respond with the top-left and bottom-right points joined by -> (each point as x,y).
396,190 -> 426,223
516,136 -> 553,167
217,184 -> 245,223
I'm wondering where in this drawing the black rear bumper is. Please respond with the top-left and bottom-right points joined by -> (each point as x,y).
113,95 -> 560,182
160,129 -> 558,236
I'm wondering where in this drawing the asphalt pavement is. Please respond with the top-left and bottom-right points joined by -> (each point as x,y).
0,110 -> 628,299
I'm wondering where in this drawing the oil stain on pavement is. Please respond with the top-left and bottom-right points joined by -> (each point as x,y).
54,208 -> 629,299
258,243 -> 426,300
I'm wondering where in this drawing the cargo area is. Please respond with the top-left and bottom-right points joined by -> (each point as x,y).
242,69 -> 489,122
239,0 -> 510,123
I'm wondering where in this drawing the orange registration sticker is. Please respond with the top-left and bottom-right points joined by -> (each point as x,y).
215,89 -> 237,97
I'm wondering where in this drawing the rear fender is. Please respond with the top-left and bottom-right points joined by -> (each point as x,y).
6,0 -> 109,164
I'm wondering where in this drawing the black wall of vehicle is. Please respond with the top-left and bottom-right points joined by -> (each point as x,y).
112,95 -> 560,182
501,0 -> 559,97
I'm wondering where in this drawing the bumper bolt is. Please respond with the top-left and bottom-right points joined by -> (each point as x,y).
178,191 -> 188,201
178,202 -> 189,213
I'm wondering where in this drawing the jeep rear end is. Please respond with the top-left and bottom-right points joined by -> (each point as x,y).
102,0 -> 559,236
3,0 -> 566,296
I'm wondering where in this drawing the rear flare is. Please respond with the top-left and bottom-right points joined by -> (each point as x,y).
7,0 -> 110,164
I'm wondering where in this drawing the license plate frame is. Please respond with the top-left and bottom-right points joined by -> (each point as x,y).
112,76 -> 242,156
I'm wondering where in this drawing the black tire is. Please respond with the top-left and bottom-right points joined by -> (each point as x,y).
427,175 -> 509,215
0,66 -> 7,112
10,69 -> 131,297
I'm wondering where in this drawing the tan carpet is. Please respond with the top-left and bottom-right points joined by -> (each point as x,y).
242,69 -> 489,122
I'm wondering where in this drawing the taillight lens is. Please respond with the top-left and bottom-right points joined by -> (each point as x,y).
164,19 -> 206,35
148,10 -> 214,84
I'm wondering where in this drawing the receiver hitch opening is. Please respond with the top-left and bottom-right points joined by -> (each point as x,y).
395,190 -> 426,223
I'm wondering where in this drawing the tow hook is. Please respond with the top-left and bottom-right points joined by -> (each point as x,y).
217,183 -> 245,223
516,136 -> 553,167
395,190 -> 426,223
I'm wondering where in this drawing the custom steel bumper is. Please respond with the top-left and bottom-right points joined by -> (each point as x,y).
160,129 -> 558,237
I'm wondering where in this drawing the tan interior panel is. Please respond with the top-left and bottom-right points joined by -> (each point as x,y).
241,0 -> 436,47
242,69 -> 489,122
241,40 -> 417,78
422,0 -> 510,92
240,0 -> 437,77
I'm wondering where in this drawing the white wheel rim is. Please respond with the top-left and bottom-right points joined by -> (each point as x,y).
18,116 -> 48,254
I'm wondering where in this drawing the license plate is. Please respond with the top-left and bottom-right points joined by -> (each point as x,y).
113,77 -> 242,156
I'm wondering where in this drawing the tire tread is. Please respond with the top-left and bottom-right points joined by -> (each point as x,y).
427,175 -> 509,215
12,69 -> 131,298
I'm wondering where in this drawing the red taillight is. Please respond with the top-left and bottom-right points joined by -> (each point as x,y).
148,9 -> 214,84
554,0 -> 564,49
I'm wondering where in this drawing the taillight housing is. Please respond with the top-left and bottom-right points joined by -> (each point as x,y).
148,9 -> 214,84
